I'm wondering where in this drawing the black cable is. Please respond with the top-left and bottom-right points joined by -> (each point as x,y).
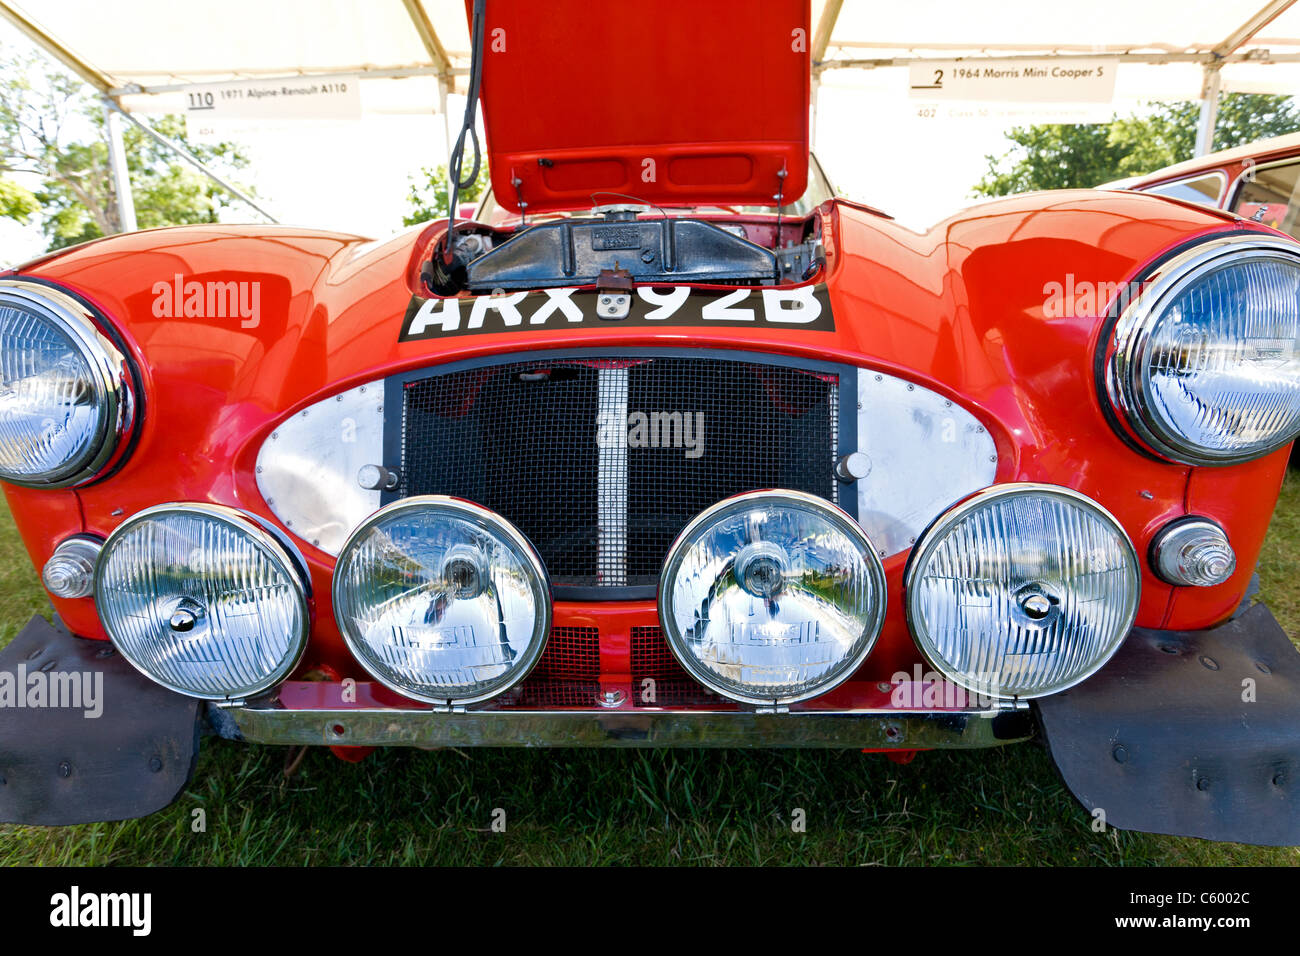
440,0 -> 487,266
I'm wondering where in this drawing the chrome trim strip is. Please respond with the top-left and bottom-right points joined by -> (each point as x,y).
1104,234 -> 1300,465
223,702 -> 1034,750
0,279 -> 133,487
595,366 -> 629,586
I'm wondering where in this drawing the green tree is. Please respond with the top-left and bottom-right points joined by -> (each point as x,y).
0,46 -> 253,250
0,176 -> 37,221
975,93 -> 1300,197
403,160 -> 490,226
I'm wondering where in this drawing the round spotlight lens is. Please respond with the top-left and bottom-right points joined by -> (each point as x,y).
658,490 -> 887,706
906,484 -> 1140,700
95,504 -> 310,700
1108,238 -> 1300,464
0,282 -> 129,486
332,497 -> 551,706
1152,518 -> 1236,587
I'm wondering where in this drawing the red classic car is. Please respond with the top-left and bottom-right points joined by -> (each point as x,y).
1103,131 -> 1300,237
3,0 -> 1300,846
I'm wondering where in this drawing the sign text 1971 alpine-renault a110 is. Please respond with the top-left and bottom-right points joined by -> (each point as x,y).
2,0 -> 1300,845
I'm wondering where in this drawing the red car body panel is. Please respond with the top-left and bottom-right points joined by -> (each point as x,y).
474,0 -> 811,214
3,189 -> 1286,701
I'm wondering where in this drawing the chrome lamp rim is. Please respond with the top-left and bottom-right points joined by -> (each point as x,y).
0,279 -> 133,488
1104,234 -> 1300,467
903,482 -> 1141,701
94,502 -> 312,701
657,488 -> 888,707
331,495 -> 553,707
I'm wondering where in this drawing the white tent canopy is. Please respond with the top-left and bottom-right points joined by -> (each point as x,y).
0,1 -> 475,104
3,0 -> 1300,233
7,0 -> 1299,117
815,0 -> 1300,92
812,0 -> 1300,153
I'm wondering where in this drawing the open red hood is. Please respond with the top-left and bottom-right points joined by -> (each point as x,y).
472,0 -> 810,214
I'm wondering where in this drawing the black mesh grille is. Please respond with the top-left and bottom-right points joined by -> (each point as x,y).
400,356 -> 838,591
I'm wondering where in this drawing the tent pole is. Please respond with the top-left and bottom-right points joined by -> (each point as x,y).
105,103 -> 279,223
103,99 -> 137,233
439,77 -> 453,166
810,72 -> 820,154
1195,64 -> 1222,157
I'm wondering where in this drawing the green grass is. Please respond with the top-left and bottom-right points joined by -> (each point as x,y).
4,482 -> 1300,865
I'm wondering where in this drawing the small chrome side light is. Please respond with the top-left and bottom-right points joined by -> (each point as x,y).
42,536 -> 102,598
1151,518 -> 1236,587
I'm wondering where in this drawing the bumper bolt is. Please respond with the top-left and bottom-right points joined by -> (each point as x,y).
1199,655 -> 1220,671
58,761 -> 71,779
1112,745 -> 1128,763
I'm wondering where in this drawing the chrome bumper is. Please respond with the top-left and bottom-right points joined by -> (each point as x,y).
219,701 -> 1034,750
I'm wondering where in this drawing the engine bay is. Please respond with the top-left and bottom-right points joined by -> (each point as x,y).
424,206 -> 824,295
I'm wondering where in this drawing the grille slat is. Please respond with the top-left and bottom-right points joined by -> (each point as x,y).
401,355 -> 838,591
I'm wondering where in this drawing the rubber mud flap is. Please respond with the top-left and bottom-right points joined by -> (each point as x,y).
1036,603 -> 1300,846
0,614 -> 200,826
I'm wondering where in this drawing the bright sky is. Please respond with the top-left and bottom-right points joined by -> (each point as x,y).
0,20 -> 1210,267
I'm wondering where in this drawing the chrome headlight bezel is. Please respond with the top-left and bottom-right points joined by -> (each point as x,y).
94,502 -> 312,701
0,279 -> 134,487
1103,235 -> 1300,466
904,482 -> 1140,701
332,496 -> 553,707
657,489 -> 888,706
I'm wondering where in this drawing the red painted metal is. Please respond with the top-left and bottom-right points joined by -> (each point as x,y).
3,187 -> 1290,711
473,0 -> 810,214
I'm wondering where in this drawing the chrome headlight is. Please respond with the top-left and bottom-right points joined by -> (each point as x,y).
1105,236 -> 1300,465
905,484 -> 1139,700
95,504 -> 310,700
332,497 -> 551,706
0,281 -> 131,486
658,490 -> 887,706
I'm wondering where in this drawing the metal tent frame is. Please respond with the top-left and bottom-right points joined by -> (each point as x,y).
0,0 -> 470,228
3,0 -> 1300,233
810,0 -> 1300,156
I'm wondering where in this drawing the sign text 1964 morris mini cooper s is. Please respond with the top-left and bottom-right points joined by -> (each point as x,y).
3,0 -> 1300,846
